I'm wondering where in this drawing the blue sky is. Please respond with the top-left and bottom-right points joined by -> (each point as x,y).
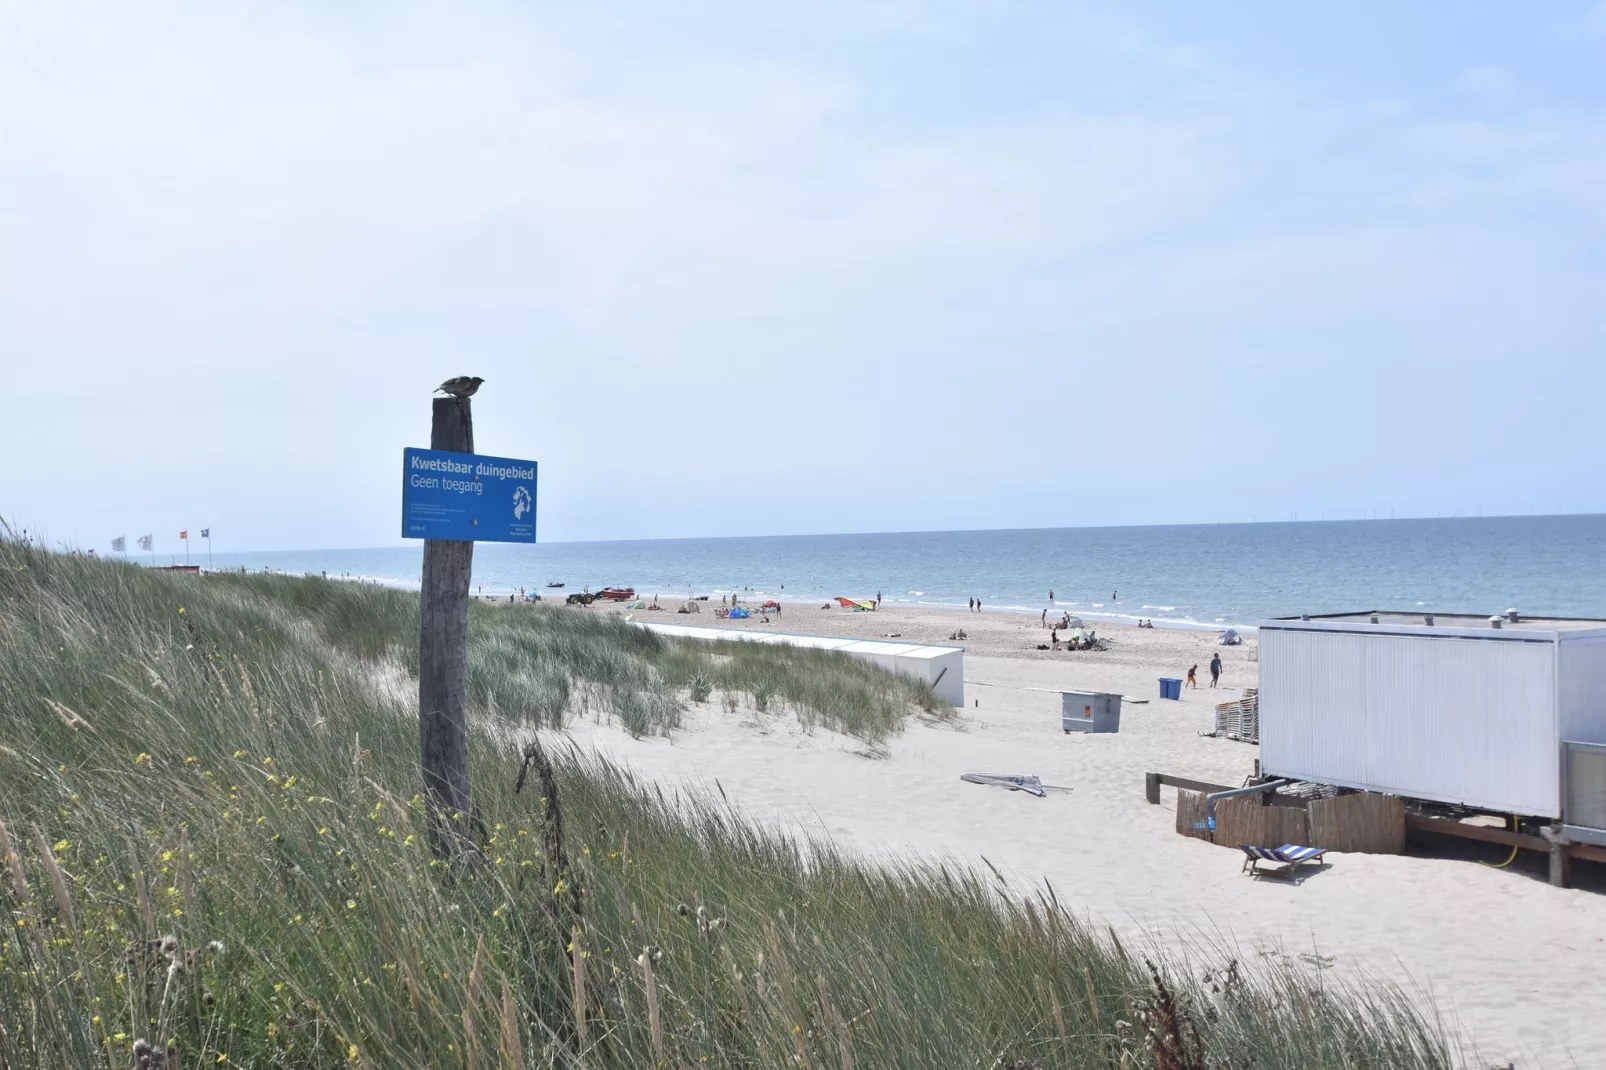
2,2 -> 1603,551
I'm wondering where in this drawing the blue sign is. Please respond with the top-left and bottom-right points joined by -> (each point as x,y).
402,447 -> 538,543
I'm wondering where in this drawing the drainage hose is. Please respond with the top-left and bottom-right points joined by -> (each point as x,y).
1482,814 -> 1520,869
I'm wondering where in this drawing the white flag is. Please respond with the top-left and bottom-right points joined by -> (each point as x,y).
111,536 -> 126,553
137,534 -> 153,552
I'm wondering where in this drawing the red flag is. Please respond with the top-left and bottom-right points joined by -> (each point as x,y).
179,530 -> 188,539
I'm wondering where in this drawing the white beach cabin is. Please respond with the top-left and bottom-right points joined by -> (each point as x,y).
1257,610 -> 1606,844
629,622 -> 965,707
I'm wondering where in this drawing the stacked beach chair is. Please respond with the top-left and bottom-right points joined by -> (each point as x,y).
1212,687 -> 1259,743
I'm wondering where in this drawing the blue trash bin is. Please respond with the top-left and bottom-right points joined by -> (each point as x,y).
1159,677 -> 1182,700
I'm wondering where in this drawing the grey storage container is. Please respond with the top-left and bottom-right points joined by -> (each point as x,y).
1062,690 -> 1122,734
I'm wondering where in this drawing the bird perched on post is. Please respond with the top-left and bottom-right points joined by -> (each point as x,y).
435,376 -> 485,398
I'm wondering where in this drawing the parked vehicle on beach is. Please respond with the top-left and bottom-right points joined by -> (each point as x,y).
565,586 -> 635,605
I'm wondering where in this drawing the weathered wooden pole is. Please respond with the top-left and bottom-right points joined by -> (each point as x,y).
420,396 -> 475,852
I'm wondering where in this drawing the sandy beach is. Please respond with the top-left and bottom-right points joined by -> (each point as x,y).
534,602 -> 1606,1067
617,596 -> 1255,677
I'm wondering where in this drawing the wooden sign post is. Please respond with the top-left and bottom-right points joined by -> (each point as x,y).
404,386 -> 537,858
418,396 -> 475,852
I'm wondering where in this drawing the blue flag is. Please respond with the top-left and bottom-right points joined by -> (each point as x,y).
200,528 -> 210,538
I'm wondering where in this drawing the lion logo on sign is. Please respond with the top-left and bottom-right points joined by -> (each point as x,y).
512,485 -> 532,521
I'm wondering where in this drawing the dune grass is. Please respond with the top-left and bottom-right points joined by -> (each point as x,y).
0,542 -> 1453,1068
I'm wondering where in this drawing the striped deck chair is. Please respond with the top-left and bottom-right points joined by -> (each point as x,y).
1238,843 -> 1326,880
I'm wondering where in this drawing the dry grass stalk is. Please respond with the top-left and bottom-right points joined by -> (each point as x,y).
460,1002 -> 478,1070
143,664 -> 169,695
570,924 -> 588,1045
399,957 -> 425,1017
126,837 -> 156,937
1140,959 -> 1204,1070
641,947 -> 664,1065
766,927 -> 811,1067
43,697 -> 93,731
499,974 -> 524,1068
463,934 -> 487,1069
516,739 -> 581,921
0,818 -> 27,902
816,974 -> 853,1070
32,828 -> 75,933
235,656 -> 260,722
208,660 -> 233,699
722,944 -> 753,1022
178,829 -> 195,920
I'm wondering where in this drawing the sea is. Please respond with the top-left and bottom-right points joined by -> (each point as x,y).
192,514 -> 1606,632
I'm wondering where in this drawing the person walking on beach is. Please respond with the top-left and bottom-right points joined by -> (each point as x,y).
1186,664 -> 1198,689
1209,653 -> 1222,687
968,597 -> 975,611
1041,609 -> 1047,626
976,598 -> 982,612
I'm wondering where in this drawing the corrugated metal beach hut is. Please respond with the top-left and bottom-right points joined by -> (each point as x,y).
1258,611 -> 1606,825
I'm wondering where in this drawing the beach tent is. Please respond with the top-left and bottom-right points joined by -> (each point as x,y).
728,606 -> 751,619
1218,628 -> 1243,645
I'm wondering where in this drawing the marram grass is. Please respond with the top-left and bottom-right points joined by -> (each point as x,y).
0,540 -> 1453,1067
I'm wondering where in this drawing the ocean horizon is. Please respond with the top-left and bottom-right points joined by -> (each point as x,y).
130,514 -> 1606,632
